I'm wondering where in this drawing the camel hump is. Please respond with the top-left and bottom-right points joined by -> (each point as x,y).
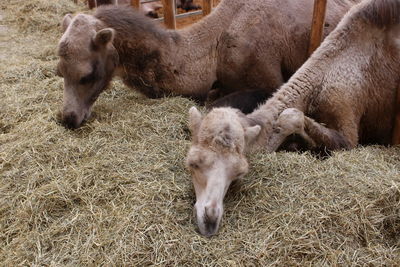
358,0 -> 400,28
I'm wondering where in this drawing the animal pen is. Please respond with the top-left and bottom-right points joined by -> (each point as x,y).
86,0 -> 214,29
1,0 -> 400,266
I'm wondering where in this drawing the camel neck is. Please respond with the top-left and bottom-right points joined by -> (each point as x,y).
101,0 -> 242,98
154,0 -> 244,97
246,17 -> 353,148
246,57 -> 325,149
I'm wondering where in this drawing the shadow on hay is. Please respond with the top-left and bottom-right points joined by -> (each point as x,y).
375,187 -> 400,247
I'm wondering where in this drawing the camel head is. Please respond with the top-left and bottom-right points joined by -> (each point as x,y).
56,14 -> 119,129
186,107 -> 261,236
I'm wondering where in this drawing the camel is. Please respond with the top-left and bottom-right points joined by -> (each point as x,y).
206,89 -> 273,114
186,0 -> 400,237
56,0 -> 357,128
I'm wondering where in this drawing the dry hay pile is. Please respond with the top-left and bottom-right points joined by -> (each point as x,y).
1,0 -> 400,265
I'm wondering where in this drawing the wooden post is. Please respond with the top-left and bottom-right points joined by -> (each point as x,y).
202,0 -> 212,17
161,0 -> 176,29
392,85 -> 400,145
131,0 -> 140,9
88,0 -> 96,9
308,0 -> 327,56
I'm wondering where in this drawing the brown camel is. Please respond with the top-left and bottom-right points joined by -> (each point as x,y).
186,0 -> 400,236
57,0 -> 357,128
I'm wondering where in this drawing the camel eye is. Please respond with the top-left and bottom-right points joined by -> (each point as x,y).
79,63 -> 98,85
56,63 -> 63,77
79,71 -> 96,85
273,127 -> 281,134
189,162 -> 199,169
187,157 -> 203,170
56,68 -> 63,77
237,171 -> 246,178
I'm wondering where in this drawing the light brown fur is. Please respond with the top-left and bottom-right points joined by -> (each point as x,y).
57,0 -> 357,128
187,0 -> 400,236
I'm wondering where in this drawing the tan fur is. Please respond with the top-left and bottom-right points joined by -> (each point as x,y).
57,14 -> 118,128
249,0 -> 400,149
187,0 -> 400,236
57,0 -> 357,128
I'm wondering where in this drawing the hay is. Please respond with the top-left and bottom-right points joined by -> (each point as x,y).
1,0 -> 400,265
0,0 -> 82,33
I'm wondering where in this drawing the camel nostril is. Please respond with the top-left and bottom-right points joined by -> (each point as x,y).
204,218 -> 218,236
203,205 -> 219,236
62,112 -> 79,129
205,205 -> 218,219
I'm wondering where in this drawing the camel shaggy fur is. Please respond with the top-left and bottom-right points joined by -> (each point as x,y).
57,0 -> 357,128
186,0 -> 400,236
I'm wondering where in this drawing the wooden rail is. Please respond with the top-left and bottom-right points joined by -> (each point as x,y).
162,0 -> 176,29
308,0 -> 327,56
131,0 -> 140,8
88,0 -> 214,29
88,0 -> 96,9
202,0 -> 212,17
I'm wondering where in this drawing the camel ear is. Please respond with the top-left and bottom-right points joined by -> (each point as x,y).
189,107 -> 202,139
93,28 -> 115,47
62,14 -> 73,32
245,125 -> 261,144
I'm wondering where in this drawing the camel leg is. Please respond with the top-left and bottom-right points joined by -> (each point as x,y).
266,108 -> 355,152
392,83 -> 400,145
207,89 -> 272,114
303,114 -> 357,152
393,113 -> 400,145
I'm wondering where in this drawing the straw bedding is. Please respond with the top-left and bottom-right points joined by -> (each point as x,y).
1,0 -> 399,265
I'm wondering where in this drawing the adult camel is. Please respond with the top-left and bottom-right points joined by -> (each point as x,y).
57,0 -> 357,128
186,0 -> 400,236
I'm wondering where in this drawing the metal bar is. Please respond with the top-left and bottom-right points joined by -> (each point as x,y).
175,9 -> 203,19
140,0 -> 160,3
308,0 -> 327,56
153,9 -> 203,22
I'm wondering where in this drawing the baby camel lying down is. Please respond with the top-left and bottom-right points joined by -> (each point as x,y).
186,0 -> 400,237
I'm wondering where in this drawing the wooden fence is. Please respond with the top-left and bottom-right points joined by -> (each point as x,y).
136,0 -> 213,29
308,0 -> 327,56
87,0 -> 213,29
